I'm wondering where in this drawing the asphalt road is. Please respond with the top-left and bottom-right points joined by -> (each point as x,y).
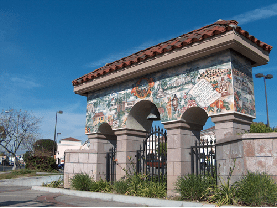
0,166 -> 13,172
0,165 -> 25,172
0,186 -> 141,207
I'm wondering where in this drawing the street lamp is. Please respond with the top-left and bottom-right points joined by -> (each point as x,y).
53,111 -> 63,157
255,73 -> 273,127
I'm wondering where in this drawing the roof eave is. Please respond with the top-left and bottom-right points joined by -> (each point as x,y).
74,30 -> 269,96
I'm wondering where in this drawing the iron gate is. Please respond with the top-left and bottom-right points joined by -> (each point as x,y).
191,138 -> 216,177
136,126 -> 167,183
106,147 -> 116,183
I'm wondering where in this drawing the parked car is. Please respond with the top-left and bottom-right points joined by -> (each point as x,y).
146,154 -> 166,168
58,164 -> 64,170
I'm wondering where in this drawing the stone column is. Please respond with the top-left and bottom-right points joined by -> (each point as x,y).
163,120 -> 203,197
114,129 -> 146,180
211,113 -> 253,142
88,133 -> 116,180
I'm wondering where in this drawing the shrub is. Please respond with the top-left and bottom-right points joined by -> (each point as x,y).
24,155 -> 58,172
43,178 -> 63,188
122,173 -> 166,198
206,177 -> 238,206
90,178 -> 112,192
113,180 -> 128,194
135,180 -> 167,198
70,173 -> 94,191
114,156 -> 167,198
236,172 -> 277,206
250,122 -> 275,133
175,174 -> 215,201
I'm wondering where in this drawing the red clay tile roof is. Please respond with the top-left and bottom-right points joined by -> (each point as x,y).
61,137 -> 81,141
93,112 -> 104,118
73,20 -> 272,87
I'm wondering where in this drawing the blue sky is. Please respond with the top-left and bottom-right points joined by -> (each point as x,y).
1,0 -> 277,146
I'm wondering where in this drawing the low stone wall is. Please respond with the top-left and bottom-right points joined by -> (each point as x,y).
216,132 -> 277,184
64,149 -> 100,189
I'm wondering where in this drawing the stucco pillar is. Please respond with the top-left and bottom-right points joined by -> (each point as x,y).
163,120 -> 203,197
211,113 -> 253,142
114,129 -> 146,180
88,133 -> 116,180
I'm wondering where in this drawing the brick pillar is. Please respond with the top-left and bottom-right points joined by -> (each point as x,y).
88,133 -> 116,180
114,129 -> 146,180
163,120 -> 203,197
211,113 -> 253,142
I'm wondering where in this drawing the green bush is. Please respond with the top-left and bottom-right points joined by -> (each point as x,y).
175,174 -> 215,201
113,180 -> 128,194
135,180 -> 167,198
90,178 -> 112,192
206,177 -> 238,206
236,172 -> 277,206
70,173 -> 94,191
206,161 -> 238,206
43,178 -> 63,188
123,173 -> 166,198
24,155 -> 58,172
250,122 -> 276,133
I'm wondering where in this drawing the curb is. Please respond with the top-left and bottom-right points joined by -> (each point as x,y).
32,186 -> 215,207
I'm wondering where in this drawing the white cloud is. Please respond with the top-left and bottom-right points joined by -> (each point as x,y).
11,77 -> 42,89
232,3 -> 277,25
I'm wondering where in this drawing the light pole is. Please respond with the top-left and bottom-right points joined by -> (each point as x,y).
53,111 -> 63,158
255,73 -> 273,127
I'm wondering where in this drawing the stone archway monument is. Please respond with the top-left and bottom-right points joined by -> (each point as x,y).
66,20 -> 272,195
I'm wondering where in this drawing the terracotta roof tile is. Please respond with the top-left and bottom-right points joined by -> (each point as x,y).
73,20 -> 272,86
62,137 -> 81,141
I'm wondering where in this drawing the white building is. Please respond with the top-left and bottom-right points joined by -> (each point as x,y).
56,137 -> 89,164
199,126 -> 216,167
200,126 -> 216,143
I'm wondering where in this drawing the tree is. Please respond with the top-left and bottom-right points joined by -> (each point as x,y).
0,109 -> 41,169
33,139 -> 56,157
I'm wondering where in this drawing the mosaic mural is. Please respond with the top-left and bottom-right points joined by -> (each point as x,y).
85,50 -> 255,133
231,52 -> 255,116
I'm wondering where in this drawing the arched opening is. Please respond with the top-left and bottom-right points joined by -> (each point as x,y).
126,100 -> 160,132
97,122 -> 116,147
203,117 -> 215,130
181,107 -> 209,126
97,122 -> 115,135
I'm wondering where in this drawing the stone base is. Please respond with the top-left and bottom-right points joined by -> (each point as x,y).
211,113 -> 253,142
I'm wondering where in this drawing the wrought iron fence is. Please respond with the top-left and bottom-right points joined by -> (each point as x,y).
106,147 -> 116,183
191,138 -> 216,178
136,126 -> 167,183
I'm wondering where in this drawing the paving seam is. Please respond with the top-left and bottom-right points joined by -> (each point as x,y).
32,186 -> 216,207
35,193 -> 76,207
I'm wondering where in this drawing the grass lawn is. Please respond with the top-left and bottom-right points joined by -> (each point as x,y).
0,169 -> 60,180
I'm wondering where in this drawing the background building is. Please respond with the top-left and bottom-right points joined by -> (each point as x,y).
56,137 -> 89,164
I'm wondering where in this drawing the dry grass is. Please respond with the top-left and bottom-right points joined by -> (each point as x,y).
0,169 -> 59,180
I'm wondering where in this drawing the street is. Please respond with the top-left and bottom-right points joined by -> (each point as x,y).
0,166 -> 13,172
0,165 -> 25,172
0,186 -> 141,207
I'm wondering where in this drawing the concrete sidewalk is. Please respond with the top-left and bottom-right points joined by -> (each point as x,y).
32,186 -> 215,207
